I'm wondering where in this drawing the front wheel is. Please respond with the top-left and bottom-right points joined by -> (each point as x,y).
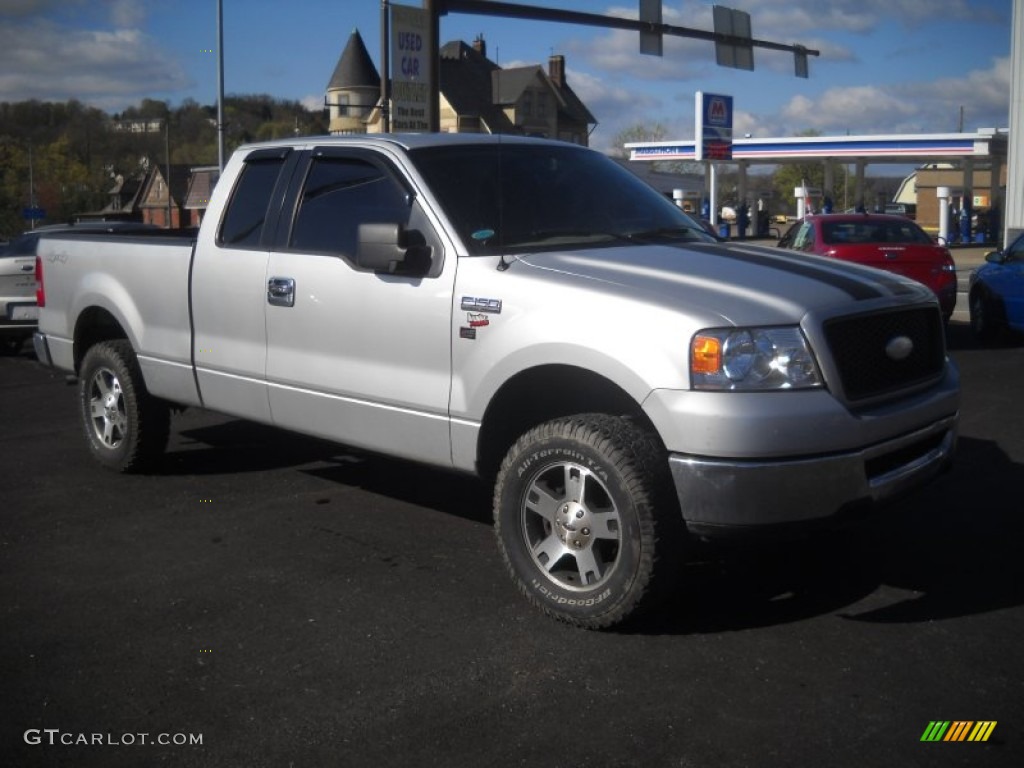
969,288 -> 1001,342
493,414 -> 682,629
79,340 -> 170,472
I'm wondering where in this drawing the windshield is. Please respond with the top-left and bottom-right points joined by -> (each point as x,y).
409,143 -> 715,255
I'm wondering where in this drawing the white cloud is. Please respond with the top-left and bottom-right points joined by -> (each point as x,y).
0,13 -> 189,108
568,3 -> 715,83
566,68 -> 667,153
108,0 -> 146,28
727,0 -> 995,32
301,93 -> 324,112
562,1 -> 1011,142
770,56 -> 1011,136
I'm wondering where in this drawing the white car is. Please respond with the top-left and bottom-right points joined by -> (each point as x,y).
2,222 -> 159,354
0,231 -> 40,353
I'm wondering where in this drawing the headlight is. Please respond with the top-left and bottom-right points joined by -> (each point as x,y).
690,326 -> 823,391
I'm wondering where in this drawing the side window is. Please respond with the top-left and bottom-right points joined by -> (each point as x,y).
792,222 -> 814,251
218,156 -> 287,248
289,156 -> 409,256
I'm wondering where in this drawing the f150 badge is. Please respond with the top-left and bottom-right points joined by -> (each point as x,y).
461,296 -> 502,313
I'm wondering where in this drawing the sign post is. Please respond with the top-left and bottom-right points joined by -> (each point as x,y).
390,3 -> 433,132
694,91 -> 733,162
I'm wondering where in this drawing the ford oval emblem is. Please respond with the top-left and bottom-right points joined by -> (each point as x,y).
885,335 -> 914,361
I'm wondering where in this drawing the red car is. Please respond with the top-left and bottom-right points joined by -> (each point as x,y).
777,214 -> 957,319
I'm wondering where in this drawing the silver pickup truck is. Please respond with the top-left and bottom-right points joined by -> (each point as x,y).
34,134 -> 959,628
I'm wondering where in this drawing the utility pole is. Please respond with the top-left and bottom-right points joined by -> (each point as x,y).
425,0 -> 441,133
28,144 -> 38,229
217,0 -> 226,172
381,0 -> 391,132
165,115 -> 173,228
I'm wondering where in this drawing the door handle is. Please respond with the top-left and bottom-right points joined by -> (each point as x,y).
267,277 -> 295,307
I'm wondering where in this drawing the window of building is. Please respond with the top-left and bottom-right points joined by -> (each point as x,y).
520,91 -> 533,118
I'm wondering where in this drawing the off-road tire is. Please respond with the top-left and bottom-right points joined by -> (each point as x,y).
493,414 -> 682,629
79,340 -> 170,472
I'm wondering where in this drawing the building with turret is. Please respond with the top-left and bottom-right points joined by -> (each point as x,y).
326,29 -> 383,134
325,30 -> 595,144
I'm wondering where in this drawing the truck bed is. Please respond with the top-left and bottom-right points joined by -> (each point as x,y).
36,230 -> 202,407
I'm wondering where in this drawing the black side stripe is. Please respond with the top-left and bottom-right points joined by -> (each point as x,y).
690,242 -> 889,301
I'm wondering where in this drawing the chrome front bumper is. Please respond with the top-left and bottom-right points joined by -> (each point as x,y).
668,413 -> 958,534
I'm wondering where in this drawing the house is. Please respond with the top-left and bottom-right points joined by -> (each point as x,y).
137,163 -> 191,228
73,171 -> 147,223
184,167 -> 220,228
326,30 -> 595,144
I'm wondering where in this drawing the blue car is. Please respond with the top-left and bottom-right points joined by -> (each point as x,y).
969,231 -> 1024,340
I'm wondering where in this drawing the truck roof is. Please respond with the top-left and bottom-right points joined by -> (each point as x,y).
236,132 -> 585,153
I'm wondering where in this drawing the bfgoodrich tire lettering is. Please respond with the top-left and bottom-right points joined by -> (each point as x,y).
79,339 -> 170,472
494,414 -> 681,629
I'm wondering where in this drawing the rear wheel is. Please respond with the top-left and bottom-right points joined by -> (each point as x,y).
493,414 -> 682,629
79,340 -> 170,472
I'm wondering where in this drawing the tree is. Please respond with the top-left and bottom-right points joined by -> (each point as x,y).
610,121 -> 702,175
0,95 -> 330,238
770,130 -> 851,214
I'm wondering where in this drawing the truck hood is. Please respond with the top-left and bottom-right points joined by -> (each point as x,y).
515,240 -> 931,326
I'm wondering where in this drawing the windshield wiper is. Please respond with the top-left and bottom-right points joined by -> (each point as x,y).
516,229 -> 636,246
626,226 -> 705,242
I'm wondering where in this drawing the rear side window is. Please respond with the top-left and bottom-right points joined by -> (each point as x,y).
218,155 -> 288,248
289,155 -> 409,256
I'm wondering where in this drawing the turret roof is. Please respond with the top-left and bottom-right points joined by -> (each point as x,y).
327,29 -> 381,91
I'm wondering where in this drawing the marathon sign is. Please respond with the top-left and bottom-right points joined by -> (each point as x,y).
694,91 -> 733,162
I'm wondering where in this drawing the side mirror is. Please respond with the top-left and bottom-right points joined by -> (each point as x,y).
356,223 -> 430,275
984,250 -> 1006,265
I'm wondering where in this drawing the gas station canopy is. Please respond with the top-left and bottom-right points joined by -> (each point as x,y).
626,129 -> 1008,165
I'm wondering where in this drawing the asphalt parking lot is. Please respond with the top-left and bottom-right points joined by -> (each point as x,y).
2,319 -> 1022,768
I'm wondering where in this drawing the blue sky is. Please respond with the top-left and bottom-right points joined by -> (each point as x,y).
0,0 -> 1014,153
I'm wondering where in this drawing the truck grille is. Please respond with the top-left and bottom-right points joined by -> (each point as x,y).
823,307 -> 945,402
